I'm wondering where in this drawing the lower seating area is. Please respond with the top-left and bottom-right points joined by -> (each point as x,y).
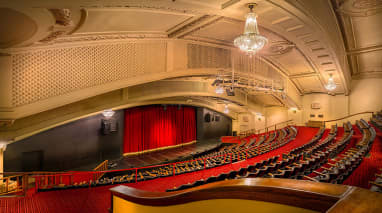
1,121 -> 381,212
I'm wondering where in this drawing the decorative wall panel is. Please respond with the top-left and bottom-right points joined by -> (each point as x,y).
11,42 -> 167,106
187,44 -> 231,69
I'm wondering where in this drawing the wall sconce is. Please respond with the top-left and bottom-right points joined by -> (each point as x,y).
289,107 -> 298,114
102,109 -> 115,119
255,112 -> 262,121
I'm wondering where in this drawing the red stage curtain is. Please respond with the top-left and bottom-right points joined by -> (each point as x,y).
123,106 -> 196,153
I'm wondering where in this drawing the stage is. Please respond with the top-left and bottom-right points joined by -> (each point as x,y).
109,139 -> 221,170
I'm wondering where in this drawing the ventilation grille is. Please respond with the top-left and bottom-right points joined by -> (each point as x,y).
12,42 -> 167,106
187,44 -> 231,69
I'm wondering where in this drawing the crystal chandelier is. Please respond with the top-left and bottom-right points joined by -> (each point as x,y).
325,74 -> 336,91
234,3 -> 267,55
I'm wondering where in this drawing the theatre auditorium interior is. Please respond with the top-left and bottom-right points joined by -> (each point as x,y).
1,0 -> 382,212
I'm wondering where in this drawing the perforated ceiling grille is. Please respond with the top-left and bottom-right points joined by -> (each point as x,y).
187,44 -> 231,69
12,42 -> 167,106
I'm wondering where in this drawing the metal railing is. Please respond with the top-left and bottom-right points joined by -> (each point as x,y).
239,119 -> 294,137
323,111 -> 374,127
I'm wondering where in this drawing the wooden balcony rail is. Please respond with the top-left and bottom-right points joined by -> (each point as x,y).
110,178 -> 382,213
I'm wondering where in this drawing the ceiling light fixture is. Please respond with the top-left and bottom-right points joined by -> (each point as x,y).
234,3 -> 268,56
102,109 -> 115,118
325,74 -> 336,91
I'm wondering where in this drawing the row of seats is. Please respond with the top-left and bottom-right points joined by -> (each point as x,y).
306,119 -> 375,184
167,127 -> 323,192
167,121 -> 374,191
370,168 -> 382,193
369,112 -> 382,193
38,126 -> 297,192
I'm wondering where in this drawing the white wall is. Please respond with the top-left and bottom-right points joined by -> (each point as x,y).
236,78 -> 382,133
349,78 -> 382,113
301,94 -> 349,124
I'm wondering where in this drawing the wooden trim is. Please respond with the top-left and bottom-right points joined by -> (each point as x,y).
110,178 -> 351,212
110,178 -> 382,212
123,140 -> 197,156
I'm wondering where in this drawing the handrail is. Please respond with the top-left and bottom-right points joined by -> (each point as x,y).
0,174 -> 27,196
93,160 -> 109,180
240,119 -> 294,136
93,160 -> 109,171
323,111 -> 374,127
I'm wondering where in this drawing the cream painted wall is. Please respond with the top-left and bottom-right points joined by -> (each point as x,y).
265,107 -> 289,130
349,78 -> 382,113
301,94 -> 349,124
237,113 -> 255,132
298,78 -> 382,126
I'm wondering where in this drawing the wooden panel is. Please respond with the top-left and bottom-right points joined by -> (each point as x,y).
110,178 -> 349,212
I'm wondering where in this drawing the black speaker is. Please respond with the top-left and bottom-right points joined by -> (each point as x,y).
101,118 -> 118,135
204,113 -> 211,122
226,88 -> 235,96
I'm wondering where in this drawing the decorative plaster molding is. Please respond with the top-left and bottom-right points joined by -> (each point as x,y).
263,41 -> 296,56
50,9 -> 73,26
38,9 -> 74,43
337,0 -> 382,16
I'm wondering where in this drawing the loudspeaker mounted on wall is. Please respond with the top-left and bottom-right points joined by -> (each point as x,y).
204,113 -> 211,122
101,118 -> 118,135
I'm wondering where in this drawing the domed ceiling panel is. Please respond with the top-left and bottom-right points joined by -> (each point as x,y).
294,76 -> 324,93
351,13 -> 382,48
331,0 -> 382,79
75,8 -> 194,34
267,48 -> 314,76
188,18 -> 243,43
0,8 -> 37,48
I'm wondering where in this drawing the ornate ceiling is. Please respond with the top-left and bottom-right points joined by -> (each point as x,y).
0,0 -> 380,141
331,0 -> 382,79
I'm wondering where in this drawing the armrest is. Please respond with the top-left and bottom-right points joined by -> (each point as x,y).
304,176 -> 319,182
321,167 -> 332,171
369,181 -> 382,188
313,171 -> 325,176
